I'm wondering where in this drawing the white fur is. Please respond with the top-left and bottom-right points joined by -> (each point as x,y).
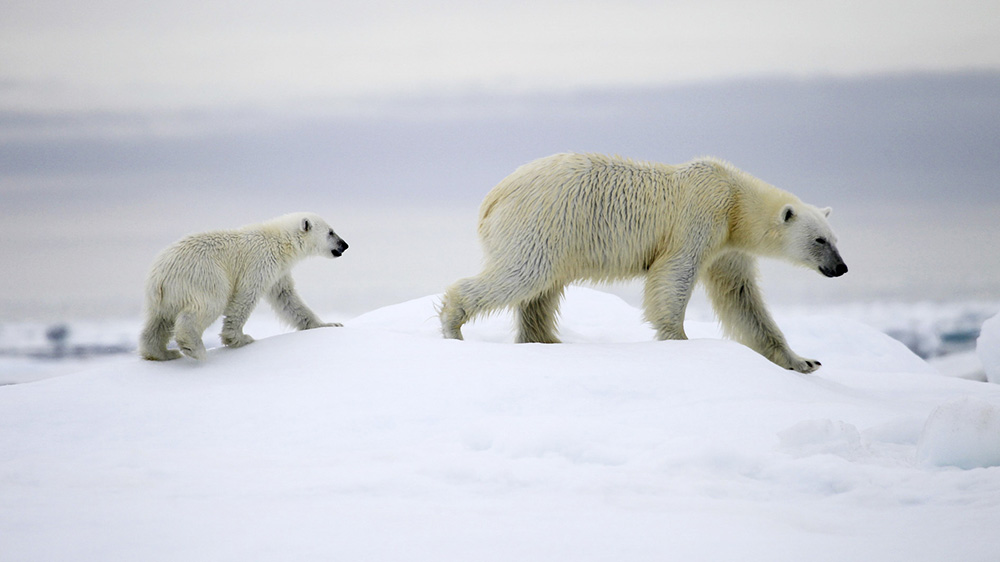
439,153 -> 847,373
140,212 -> 348,361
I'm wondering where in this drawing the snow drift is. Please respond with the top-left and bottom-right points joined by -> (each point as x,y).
2,287 -> 1000,562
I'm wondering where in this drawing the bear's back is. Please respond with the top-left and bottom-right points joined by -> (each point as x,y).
477,153 -> 719,280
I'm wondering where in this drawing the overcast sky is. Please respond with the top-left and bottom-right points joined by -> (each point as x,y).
1,0 -> 999,320
2,0 -> 998,112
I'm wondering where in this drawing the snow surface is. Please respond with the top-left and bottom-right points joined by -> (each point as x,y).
3,287 -> 1000,561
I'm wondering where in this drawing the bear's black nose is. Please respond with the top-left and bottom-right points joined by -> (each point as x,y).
331,239 -> 348,258
821,262 -> 848,277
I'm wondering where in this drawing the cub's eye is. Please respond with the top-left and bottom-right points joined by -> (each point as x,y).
815,238 -> 827,245
328,229 -> 335,237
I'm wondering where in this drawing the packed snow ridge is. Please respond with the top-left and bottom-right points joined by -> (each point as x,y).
2,287 -> 1000,562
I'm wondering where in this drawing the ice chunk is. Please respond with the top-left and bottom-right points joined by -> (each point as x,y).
917,397 -> 1000,469
977,313 -> 1000,384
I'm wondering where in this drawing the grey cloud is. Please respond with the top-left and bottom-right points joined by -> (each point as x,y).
2,72 -> 998,212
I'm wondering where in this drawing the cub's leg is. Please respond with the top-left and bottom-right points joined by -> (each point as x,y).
139,314 -> 182,361
220,289 -> 262,348
703,252 -> 821,373
266,274 -> 341,330
174,308 -> 217,360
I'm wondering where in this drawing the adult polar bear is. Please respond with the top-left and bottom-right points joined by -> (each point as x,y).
440,153 -> 848,373
140,212 -> 348,361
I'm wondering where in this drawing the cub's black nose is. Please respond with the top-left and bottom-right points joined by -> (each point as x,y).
339,240 -> 349,252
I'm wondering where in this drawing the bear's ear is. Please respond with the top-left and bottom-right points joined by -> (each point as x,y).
780,204 -> 795,223
301,218 -> 312,233
822,207 -> 832,218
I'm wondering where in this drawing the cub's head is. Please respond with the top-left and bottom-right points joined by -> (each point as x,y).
778,204 -> 847,278
275,212 -> 349,259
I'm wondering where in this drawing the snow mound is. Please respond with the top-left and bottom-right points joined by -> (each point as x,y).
978,312 -> 1000,384
3,287 -> 1000,562
351,286 -> 934,375
917,397 -> 1000,469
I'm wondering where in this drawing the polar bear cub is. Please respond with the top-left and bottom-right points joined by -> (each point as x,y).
440,153 -> 847,373
140,212 -> 348,361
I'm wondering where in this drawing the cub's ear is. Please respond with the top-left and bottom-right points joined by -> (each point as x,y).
822,207 -> 832,218
780,204 -> 795,223
301,218 -> 312,232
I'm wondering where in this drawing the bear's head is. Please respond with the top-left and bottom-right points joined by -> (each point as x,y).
302,214 -> 349,259
274,212 -> 349,259
778,204 -> 847,278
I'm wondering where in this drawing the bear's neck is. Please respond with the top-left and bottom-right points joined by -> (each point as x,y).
728,185 -> 786,257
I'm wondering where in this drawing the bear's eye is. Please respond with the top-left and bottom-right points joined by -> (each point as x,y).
328,229 -> 335,237
815,238 -> 827,245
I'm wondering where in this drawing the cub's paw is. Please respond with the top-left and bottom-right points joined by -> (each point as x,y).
177,341 -> 207,361
142,349 -> 183,361
221,332 -> 255,348
301,321 -> 342,330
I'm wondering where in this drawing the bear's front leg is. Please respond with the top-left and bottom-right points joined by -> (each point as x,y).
703,252 -> 823,373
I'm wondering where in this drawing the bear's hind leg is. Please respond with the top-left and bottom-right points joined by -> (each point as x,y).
440,265 -> 552,340
174,309 -> 214,360
516,286 -> 564,343
439,285 -> 470,340
139,314 -> 182,361
643,252 -> 699,340
439,278 -> 489,340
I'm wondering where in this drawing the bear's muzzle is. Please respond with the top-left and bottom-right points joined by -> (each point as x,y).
332,239 -> 349,258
